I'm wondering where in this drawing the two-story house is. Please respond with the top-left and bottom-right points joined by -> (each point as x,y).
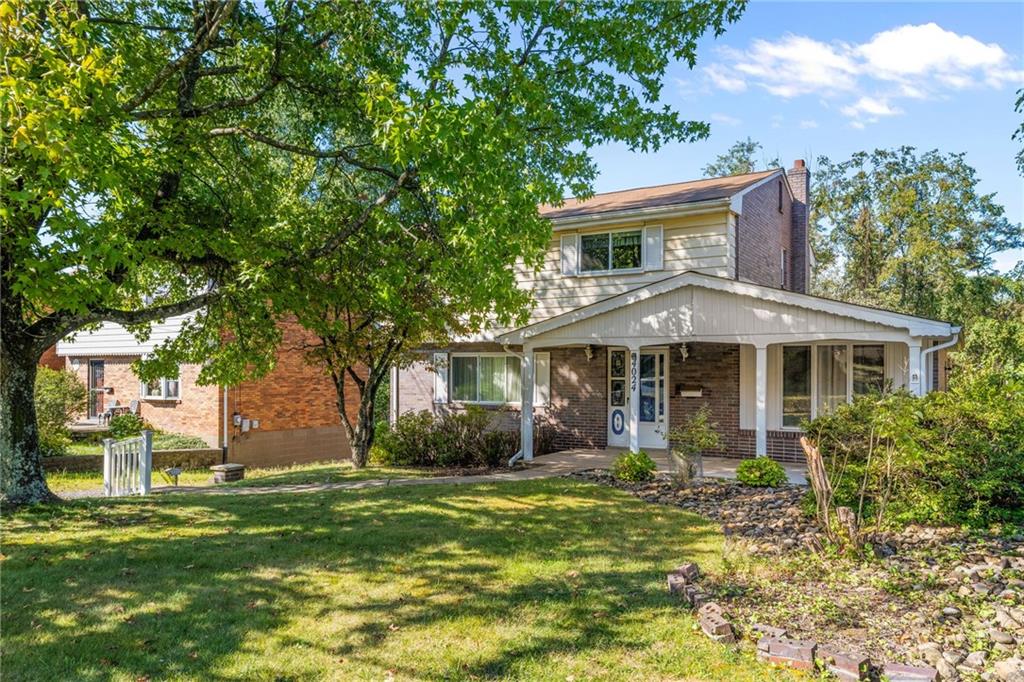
394,162 -> 960,462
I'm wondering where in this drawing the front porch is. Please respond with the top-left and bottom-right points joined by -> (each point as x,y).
501,272 -> 958,464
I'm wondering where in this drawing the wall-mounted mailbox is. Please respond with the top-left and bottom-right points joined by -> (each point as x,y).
677,383 -> 703,398
241,418 -> 251,433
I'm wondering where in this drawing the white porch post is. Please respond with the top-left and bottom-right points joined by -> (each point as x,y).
754,344 -> 768,457
628,344 -> 640,453
521,346 -> 535,461
908,341 -> 923,397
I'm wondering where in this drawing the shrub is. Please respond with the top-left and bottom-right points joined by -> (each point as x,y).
735,457 -> 788,487
665,405 -> 721,481
34,367 -> 88,456
805,363 -> 1024,529
108,413 -> 147,439
371,407 -> 556,469
611,450 -> 657,482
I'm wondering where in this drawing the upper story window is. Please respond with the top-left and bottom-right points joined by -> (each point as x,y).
781,248 -> 789,288
140,377 -> 180,401
781,343 -> 885,428
777,180 -> 784,213
451,354 -> 521,404
580,229 -> 642,273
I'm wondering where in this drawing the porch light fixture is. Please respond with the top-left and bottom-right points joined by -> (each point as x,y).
585,345 -> 594,362
678,343 -> 689,362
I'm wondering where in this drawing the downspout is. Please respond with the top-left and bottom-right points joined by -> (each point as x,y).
920,328 -> 960,393
503,344 -> 527,467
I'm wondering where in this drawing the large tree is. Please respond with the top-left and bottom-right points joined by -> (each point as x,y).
810,147 -> 1022,323
701,136 -> 778,177
281,1 -> 748,466
2,1 -> 746,501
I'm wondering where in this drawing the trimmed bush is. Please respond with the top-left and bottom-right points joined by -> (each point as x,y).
152,433 -> 209,450
107,413 -> 147,439
735,457 -> 788,487
611,450 -> 657,482
34,367 -> 87,456
371,407 -> 555,469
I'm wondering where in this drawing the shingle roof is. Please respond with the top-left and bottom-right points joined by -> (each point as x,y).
539,169 -> 780,220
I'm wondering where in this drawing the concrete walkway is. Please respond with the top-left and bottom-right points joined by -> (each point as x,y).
62,449 -> 806,499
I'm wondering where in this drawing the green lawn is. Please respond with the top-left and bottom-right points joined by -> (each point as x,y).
45,461 -> 440,495
3,479 -> 793,681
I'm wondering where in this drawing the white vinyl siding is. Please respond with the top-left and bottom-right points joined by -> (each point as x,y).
516,211 -> 732,324
57,314 -> 195,356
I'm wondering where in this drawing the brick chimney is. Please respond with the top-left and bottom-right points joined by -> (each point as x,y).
787,160 -> 810,293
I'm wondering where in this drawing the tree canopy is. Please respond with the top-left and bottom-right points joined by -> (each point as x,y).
810,147 -> 1022,324
1,0 -> 745,502
701,136 -> 779,177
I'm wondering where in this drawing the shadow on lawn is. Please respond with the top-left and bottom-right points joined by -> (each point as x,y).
4,480 -> 723,680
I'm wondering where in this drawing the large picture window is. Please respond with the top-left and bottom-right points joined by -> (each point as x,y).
451,354 -> 521,404
781,343 -> 885,428
140,376 -> 180,400
579,229 -> 642,272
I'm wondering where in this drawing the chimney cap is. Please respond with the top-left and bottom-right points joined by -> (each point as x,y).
792,159 -> 806,169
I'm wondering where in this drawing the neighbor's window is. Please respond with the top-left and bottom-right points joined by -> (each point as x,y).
782,345 -> 811,427
781,343 -> 886,427
451,354 -> 521,404
580,229 -> 642,272
140,376 -> 181,400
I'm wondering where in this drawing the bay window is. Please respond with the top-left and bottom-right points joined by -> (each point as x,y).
781,343 -> 885,428
451,354 -> 521,404
580,229 -> 642,273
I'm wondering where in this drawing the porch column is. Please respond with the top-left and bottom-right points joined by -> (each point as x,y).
908,341 -> 923,397
628,344 -> 640,453
754,343 -> 768,457
520,346 -> 535,461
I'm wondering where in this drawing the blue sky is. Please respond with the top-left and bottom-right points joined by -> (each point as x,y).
587,2 -> 1024,272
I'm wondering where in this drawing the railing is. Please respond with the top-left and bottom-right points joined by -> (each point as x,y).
103,431 -> 153,497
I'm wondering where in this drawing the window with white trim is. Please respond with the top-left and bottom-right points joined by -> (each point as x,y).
450,354 -> 521,404
140,376 -> 181,400
579,229 -> 642,273
781,343 -> 885,428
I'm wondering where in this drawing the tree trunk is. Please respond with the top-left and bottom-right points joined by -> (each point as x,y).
1,339 -> 58,505
349,386 -> 378,468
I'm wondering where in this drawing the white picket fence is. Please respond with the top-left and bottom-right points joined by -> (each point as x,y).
103,430 -> 153,497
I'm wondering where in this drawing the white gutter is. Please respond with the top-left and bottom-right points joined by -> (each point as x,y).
222,386 -> 229,462
920,328 -> 961,391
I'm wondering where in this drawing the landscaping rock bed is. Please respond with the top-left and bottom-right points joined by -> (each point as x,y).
570,470 -> 1024,681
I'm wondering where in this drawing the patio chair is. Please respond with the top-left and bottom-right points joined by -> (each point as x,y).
100,401 -> 120,425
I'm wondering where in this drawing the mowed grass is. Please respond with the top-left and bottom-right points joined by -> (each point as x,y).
3,479 -> 794,681
45,461 -> 439,495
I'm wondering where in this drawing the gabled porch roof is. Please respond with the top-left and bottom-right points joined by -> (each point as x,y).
497,271 -> 957,346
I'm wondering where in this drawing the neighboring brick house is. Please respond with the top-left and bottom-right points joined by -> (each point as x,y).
395,163 -> 960,463
55,319 -> 360,467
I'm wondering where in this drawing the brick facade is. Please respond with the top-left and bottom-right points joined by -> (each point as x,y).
66,355 -> 222,447
666,343 -> 804,463
61,320 -> 366,466
737,175 -> 793,290
547,346 -> 607,449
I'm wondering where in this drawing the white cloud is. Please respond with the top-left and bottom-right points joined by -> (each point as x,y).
703,23 -> 1024,126
840,96 -> 901,118
703,63 -> 747,93
799,119 -> 819,129
711,112 -> 741,126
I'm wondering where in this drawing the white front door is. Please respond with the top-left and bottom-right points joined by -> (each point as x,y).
608,348 -> 668,449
